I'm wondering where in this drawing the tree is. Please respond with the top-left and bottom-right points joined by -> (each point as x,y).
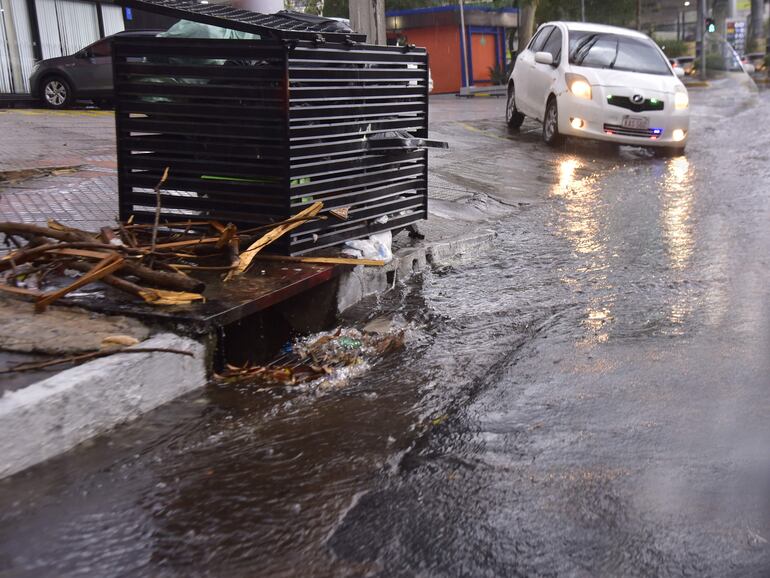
535,0 -> 635,27
519,0 -> 540,51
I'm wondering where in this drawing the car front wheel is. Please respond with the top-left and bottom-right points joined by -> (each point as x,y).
542,97 -> 563,147
42,76 -> 73,109
506,83 -> 525,129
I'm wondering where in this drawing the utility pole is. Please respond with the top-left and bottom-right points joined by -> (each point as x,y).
349,0 -> 386,45
581,0 -> 585,22
636,0 -> 642,30
459,0 -> 470,89
749,0 -> 764,51
697,0 -> 707,80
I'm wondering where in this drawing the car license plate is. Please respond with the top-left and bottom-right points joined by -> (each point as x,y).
622,116 -> 649,130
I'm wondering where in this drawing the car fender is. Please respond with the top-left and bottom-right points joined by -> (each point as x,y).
35,68 -> 78,99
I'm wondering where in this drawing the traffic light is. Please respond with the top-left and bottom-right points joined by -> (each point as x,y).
706,18 -> 717,33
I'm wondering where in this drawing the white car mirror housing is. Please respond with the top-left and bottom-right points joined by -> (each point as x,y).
743,63 -> 755,75
674,67 -> 685,78
535,51 -> 554,66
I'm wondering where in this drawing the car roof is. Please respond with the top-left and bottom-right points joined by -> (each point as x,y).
546,21 -> 650,40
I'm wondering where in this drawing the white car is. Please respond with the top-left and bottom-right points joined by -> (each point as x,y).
507,22 -> 690,155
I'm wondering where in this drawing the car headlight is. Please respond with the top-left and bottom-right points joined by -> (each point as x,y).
674,90 -> 689,110
565,73 -> 592,100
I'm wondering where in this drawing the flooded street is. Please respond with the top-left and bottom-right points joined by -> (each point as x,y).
1,81 -> 769,576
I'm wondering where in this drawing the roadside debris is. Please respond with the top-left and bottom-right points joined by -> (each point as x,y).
216,325 -> 406,388
0,344 -> 194,375
0,171 -> 385,312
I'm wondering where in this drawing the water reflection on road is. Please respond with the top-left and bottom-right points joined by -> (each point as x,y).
0,86 -> 768,577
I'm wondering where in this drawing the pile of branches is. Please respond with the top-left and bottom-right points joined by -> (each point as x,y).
0,203 -> 329,312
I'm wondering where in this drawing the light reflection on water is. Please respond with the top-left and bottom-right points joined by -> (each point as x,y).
661,156 -> 695,271
551,156 -> 613,345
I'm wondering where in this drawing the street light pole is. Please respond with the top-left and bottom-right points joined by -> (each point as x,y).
697,0 -> 707,80
581,0 -> 585,22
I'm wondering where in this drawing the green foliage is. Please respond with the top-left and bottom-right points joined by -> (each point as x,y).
653,37 -> 689,58
322,0 -> 347,18
488,63 -> 509,85
536,0 -> 635,27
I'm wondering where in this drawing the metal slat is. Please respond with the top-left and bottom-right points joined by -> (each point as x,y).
114,36 -> 432,256
117,0 -> 365,42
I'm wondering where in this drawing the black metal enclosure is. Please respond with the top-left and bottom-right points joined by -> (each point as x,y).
113,31 -> 436,254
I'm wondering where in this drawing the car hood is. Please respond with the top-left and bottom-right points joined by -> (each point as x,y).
571,66 -> 680,94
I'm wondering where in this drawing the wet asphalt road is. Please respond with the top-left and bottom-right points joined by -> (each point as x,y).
1,79 -> 769,577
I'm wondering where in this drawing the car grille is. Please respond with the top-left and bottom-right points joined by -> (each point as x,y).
603,124 -> 662,138
606,95 -> 665,113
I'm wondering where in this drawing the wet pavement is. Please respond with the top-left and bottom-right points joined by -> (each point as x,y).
1,81 -> 769,577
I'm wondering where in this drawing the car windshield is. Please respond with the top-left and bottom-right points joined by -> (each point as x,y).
568,31 -> 672,76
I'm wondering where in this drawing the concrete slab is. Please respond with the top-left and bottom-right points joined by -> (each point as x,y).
0,295 -> 151,355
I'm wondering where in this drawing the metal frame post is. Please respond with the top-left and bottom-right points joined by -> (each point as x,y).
459,0 -> 469,89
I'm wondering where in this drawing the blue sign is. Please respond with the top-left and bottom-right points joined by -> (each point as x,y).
125,7 -> 133,20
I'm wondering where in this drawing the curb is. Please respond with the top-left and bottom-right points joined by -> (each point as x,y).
336,230 -> 496,312
0,333 -> 207,479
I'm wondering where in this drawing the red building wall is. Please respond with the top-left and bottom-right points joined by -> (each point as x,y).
400,25 -> 462,94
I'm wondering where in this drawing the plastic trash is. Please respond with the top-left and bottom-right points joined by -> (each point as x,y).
342,216 -> 393,262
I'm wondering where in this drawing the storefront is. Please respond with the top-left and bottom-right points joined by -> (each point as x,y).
386,5 -> 518,94
0,0 -> 124,95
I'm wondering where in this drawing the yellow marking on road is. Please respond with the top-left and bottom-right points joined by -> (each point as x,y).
0,109 -> 113,118
459,122 -> 512,142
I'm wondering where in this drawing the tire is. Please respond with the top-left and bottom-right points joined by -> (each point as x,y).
654,146 -> 686,158
93,99 -> 113,110
41,76 -> 73,109
505,83 -> 525,129
543,97 -> 563,147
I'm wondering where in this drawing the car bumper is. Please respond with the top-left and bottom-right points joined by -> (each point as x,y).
556,92 -> 690,147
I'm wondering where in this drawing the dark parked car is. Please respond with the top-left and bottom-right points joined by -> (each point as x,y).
29,30 -> 163,109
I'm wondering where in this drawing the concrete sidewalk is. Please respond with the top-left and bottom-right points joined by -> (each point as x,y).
0,100 -> 512,230
0,108 -> 118,230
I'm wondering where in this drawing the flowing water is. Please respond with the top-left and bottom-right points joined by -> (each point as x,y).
1,84 -> 769,577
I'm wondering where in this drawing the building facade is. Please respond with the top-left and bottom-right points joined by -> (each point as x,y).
0,0 -> 124,94
386,5 -> 518,94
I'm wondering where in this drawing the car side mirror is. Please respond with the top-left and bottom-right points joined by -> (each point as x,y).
743,63 -> 755,74
534,51 -> 554,66
673,66 -> 685,78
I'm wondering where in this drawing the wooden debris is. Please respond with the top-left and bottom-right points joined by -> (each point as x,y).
35,253 -> 124,312
0,197 -> 379,311
330,207 -> 350,221
0,346 -> 195,375
138,288 -> 206,306
253,254 -> 385,267
101,335 -> 140,348
226,201 -> 324,281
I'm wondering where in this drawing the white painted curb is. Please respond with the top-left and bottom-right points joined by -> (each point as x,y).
336,230 -> 497,313
0,333 -> 206,479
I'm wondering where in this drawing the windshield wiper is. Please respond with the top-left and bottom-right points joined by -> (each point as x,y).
571,34 -> 598,64
607,38 -> 620,69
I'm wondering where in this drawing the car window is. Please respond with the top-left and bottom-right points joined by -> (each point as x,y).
529,26 -> 554,53
541,27 -> 563,62
89,40 -> 111,58
569,31 -> 672,76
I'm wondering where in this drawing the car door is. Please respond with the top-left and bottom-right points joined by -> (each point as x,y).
514,25 -> 554,116
67,39 -> 113,97
527,26 -> 563,121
